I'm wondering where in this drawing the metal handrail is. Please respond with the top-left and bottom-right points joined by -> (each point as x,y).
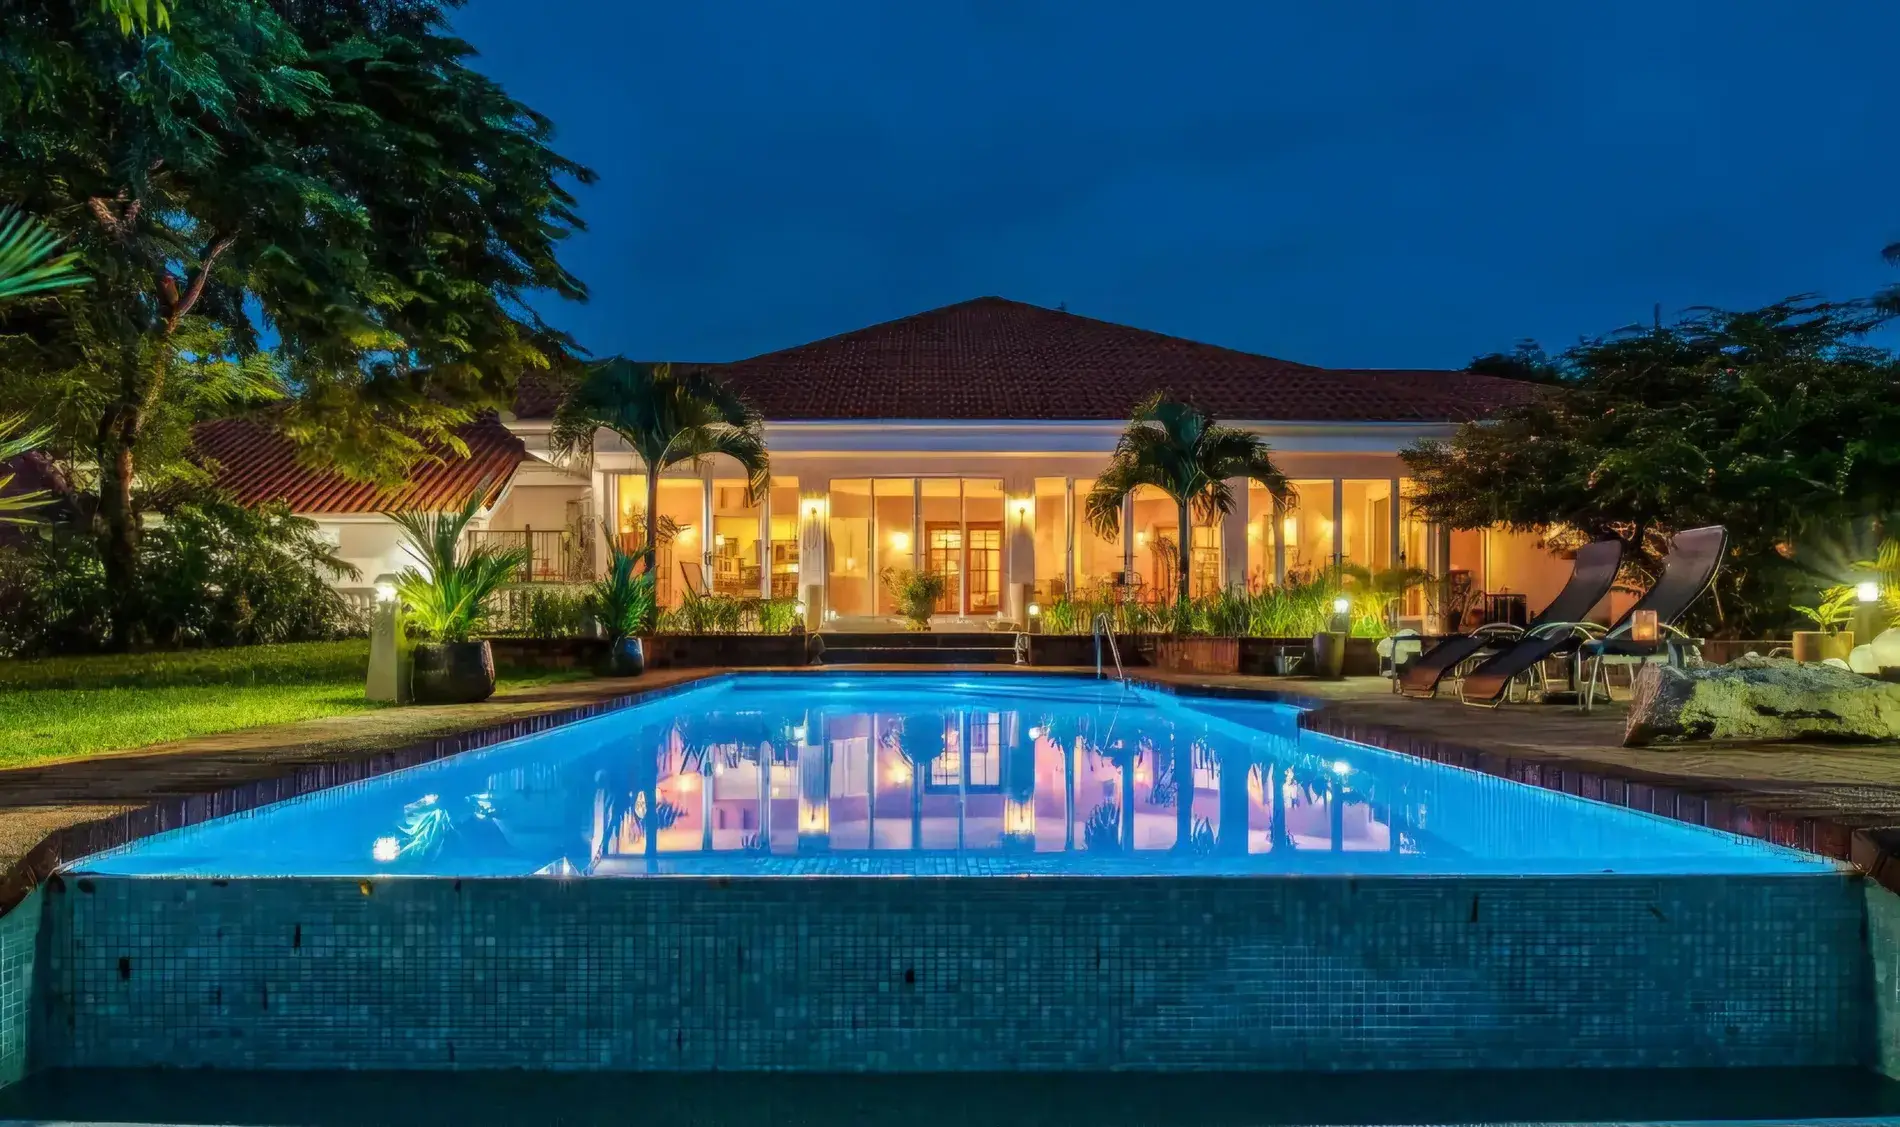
1093,612 -> 1125,682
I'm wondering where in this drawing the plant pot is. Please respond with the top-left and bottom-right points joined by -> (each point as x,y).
1791,630 -> 1854,663
411,640 -> 497,704
607,635 -> 645,677
1311,631 -> 1348,680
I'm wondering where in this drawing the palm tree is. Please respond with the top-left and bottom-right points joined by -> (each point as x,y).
1085,392 -> 1293,611
387,489 -> 530,642
548,360 -> 769,596
0,208 -> 88,305
885,712 -> 948,850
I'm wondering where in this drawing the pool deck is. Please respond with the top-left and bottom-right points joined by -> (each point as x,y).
4,665 -> 1900,912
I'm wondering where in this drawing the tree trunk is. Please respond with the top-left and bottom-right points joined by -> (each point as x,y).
644,469 -> 662,618
1267,760 -> 1291,850
1176,496 -> 1194,610
96,405 -> 142,650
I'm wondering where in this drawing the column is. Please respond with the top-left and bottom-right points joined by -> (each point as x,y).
1220,477 -> 1249,590
1330,480 -> 1345,570
1005,490 -> 1035,624
1387,478 -> 1402,570
757,484 -> 772,599
798,489 -> 828,629
700,466 -> 716,594
592,469 -> 614,577
1272,493 -> 1287,586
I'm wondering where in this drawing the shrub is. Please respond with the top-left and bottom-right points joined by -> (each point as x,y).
0,498 -> 359,657
881,567 -> 946,629
389,493 -> 529,642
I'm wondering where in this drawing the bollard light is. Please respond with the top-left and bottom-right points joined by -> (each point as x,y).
1631,609 -> 1659,644
1859,581 -> 1881,604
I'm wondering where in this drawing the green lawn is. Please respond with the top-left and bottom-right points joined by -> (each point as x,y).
0,640 -> 589,768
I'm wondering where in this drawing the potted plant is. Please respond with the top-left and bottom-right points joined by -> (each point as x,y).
389,491 -> 530,704
1310,592 -> 1351,679
588,526 -> 657,675
1790,585 -> 1856,663
881,567 -> 946,630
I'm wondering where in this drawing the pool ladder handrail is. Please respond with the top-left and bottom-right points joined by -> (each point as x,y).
1092,613 -> 1125,682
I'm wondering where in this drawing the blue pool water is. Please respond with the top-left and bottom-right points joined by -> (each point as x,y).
77,674 -> 1826,878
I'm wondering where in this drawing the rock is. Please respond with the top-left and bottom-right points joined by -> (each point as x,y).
1624,653 -> 1900,747
1823,657 -> 1852,671
1850,644 -> 1880,674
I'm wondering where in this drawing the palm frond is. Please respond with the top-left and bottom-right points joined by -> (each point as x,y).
0,208 -> 89,304
387,488 -> 530,641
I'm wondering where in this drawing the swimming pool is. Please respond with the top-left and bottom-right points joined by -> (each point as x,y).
18,674 -> 1870,1076
78,673 -> 1827,878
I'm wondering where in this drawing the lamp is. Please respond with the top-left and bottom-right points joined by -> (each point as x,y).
373,580 -> 398,603
890,530 -> 910,552
366,572 -> 409,704
1331,596 -> 1350,615
1860,581 -> 1881,604
1027,602 -> 1041,617
1631,609 -> 1659,644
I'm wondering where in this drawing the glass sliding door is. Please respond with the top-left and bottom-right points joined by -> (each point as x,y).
828,479 -> 873,617
963,480 -> 1005,615
872,478 -> 917,616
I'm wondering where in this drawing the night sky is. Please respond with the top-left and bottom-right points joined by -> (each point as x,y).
452,0 -> 1900,369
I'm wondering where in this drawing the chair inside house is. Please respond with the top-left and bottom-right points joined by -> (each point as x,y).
1395,538 -> 1624,699
1456,526 -> 1726,710
679,560 -> 710,600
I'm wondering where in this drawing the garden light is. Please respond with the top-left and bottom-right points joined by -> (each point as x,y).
1860,581 -> 1881,603
373,581 -> 398,603
1331,596 -> 1350,614
1028,602 -> 1041,617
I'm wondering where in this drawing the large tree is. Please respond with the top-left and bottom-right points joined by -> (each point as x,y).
0,0 -> 592,642
1404,299 -> 1900,634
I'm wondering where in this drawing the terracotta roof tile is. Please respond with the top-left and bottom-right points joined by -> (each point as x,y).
192,416 -> 526,515
512,298 -> 1532,423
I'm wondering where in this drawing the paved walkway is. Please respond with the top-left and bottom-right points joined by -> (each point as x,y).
6,665 -> 1900,909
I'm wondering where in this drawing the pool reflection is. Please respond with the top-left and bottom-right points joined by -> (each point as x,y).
574,701 -> 1404,870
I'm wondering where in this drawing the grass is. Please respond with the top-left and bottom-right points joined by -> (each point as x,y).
0,639 -> 594,768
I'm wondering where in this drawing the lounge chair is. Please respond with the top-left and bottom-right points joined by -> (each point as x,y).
1458,526 -> 1726,710
1395,538 -> 1623,699
1575,526 -> 1728,712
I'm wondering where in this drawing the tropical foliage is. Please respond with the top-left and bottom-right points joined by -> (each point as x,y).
1085,393 -> 1292,609
0,415 -> 54,524
0,497 -> 358,656
881,567 -> 946,629
1037,567 -> 1402,638
1790,586 -> 1857,634
1404,299 -> 1900,634
389,492 -> 530,643
549,360 -> 769,577
0,0 -> 592,643
586,536 -> 657,643
0,208 -> 87,304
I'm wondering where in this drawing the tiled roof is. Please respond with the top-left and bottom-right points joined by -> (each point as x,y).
192,416 -> 526,515
602,297 -> 1529,423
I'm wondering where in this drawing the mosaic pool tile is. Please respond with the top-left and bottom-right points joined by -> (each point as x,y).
34,872 -> 1870,1073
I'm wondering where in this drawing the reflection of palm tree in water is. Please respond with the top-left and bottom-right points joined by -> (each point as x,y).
884,711 -> 948,850
1037,710 -> 1091,851
598,723 -> 682,860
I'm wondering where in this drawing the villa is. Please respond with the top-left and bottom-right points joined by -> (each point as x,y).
195,297 -> 1572,632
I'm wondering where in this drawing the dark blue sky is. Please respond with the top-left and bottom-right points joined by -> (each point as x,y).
454,0 -> 1899,369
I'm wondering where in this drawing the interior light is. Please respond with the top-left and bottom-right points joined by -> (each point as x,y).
678,773 -> 699,793
1282,517 -> 1298,544
1331,761 -> 1351,776
1859,581 -> 1881,603
890,530 -> 910,552
714,534 -> 726,547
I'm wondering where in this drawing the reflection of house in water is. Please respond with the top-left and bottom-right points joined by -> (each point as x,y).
583,708 -> 1406,870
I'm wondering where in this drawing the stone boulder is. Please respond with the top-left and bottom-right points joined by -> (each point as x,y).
1624,653 -> 1900,747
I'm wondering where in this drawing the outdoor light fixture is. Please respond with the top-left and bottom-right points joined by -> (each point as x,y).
1331,761 -> 1352,776
1331,596 -> 1350,615
1027,726 -> 1046,741
373,580 -> 398,603
794,600 -> 806,616
1860,581 -> 1882,603
889,530 -> 911,552
1283,517 -> 1298,544
1631,609 -> 1660,644
1028,602 -> 1041,617
372,837 -> 400,862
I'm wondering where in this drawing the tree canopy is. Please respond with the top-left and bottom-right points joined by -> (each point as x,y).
0,0 -> 593,641
1404,299 -> 1900,633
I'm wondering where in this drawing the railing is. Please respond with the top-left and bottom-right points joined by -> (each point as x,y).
468,528 -> 595,583
1093,612 -> 1124,682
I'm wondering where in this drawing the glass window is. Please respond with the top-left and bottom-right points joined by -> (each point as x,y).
617,475 -> 705,609
1032,478 -> 1070,603
920,479 -> 962,616
711,479 -> 761,598
1073,480 -> 1124,597
1340,480 -> 1394,573
767,477 -> 800,600
872,478 -> 916,617
1246,481 -> 1280,589
1398,479 -> 1430,618
1283,479 -> 1335,579
1129,486 -> 1219,602
828,479 -> 872,618
963,479 -> 1005,616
